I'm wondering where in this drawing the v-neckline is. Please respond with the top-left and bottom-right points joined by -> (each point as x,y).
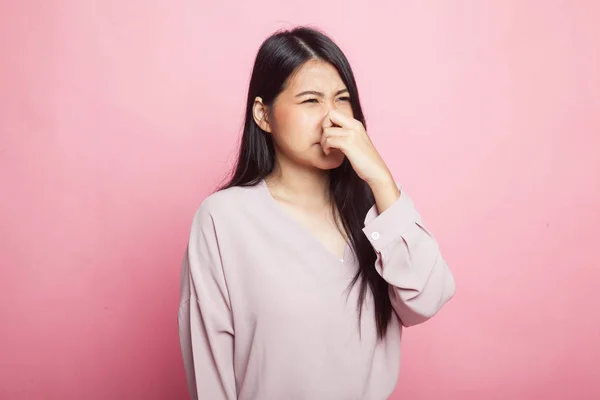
258,179 -> 351,264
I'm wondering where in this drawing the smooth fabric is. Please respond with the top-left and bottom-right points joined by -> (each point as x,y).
178,180 -> 455,400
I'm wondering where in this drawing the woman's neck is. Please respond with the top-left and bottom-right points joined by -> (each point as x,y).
265,161 -> 330,208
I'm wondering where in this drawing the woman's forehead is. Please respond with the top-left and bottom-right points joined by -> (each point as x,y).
285,61 -> 346,93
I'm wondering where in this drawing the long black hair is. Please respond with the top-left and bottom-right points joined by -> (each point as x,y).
219,26 -> 393,339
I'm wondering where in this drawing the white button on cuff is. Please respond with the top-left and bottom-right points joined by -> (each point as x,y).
371,232 -> 380,240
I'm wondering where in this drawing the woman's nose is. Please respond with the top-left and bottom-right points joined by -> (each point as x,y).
321,102 -> 338,128
322,111 -> 334,129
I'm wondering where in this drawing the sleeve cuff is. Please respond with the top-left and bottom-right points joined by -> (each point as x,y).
362,186 -> 419,253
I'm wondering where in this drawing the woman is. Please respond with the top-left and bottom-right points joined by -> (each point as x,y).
178,26 -> 455,400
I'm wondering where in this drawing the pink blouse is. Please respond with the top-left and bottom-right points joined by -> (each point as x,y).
178,179 -> 455,399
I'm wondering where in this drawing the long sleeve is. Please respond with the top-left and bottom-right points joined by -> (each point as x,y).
178,206 -> 236,400
362,186 -> 456,327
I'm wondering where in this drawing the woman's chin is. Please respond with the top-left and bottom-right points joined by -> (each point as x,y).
316,150 -> 345,170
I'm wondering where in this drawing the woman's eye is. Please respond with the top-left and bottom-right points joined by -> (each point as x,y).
337,97 -> 351,102
302,98 -> 319,104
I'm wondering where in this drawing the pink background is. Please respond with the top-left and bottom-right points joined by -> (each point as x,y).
1,1 -> 599,399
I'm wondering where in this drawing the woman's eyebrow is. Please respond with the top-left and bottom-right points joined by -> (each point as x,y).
295,89 -> 349,98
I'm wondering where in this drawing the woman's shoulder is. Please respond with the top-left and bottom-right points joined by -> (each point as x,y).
192,183 -> 263,222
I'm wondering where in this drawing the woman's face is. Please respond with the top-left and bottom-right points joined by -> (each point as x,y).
253,59 -> 355,171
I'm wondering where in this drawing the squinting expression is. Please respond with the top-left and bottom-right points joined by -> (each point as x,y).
266,59 -> 355,170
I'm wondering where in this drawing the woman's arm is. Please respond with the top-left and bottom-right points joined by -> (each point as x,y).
363,183 -> 456,327
178,207 -> 237,400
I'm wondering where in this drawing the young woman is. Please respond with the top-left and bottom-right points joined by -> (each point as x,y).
178,26 -> 456,400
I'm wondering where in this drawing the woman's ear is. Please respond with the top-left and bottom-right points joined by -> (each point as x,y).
253,97 -> 272,133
